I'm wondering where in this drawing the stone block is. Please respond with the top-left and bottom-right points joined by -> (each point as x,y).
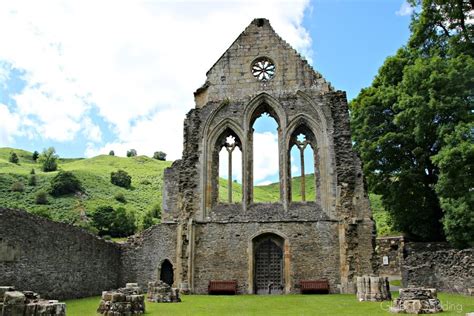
390,287 -> 442,314
0,286 -> 15,301
356,276 -> 391,302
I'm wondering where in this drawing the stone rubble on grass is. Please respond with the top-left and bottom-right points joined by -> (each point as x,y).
0,286 -> 66,316
390,288 -> 443,314
147,281 -> 181,303
356,276 -> 392,301
97,283 -> 145,316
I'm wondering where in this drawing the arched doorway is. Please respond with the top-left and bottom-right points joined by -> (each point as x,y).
160,259 -> 174,286
253,234 -> 284,294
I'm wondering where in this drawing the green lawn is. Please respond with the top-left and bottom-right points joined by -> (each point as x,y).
66,293 -> 473,316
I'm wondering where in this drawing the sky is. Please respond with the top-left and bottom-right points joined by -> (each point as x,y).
0,0 -> 413,185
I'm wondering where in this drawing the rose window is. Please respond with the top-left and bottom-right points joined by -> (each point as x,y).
251,57 -> 276,81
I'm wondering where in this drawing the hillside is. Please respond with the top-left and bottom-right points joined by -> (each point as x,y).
0,147 -> 171,227
0,147 -> 395,236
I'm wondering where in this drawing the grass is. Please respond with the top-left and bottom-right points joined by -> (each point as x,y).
65,292 -> 474,316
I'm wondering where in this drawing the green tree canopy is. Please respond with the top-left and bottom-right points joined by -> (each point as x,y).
38,147 -> 58,172
350,0 -> 473,244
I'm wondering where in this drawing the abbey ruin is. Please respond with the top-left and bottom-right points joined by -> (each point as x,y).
1,18 -> 378,297
126,18 -> 377,294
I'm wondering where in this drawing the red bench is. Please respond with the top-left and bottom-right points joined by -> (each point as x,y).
300,280 -> 330,294
208,280 -> 238,295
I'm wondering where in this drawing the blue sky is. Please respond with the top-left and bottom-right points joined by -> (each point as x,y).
0,0 -> 412,185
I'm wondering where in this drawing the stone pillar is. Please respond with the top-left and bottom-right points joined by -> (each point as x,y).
2,291 -> 26,316
356,276 -> 391,301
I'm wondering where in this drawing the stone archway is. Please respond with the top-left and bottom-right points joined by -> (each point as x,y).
252,233 -> 286,294
160,259 -> 174,286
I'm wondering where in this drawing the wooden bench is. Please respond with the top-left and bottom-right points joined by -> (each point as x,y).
208,280 -> 237,295
300,280 -> 329,294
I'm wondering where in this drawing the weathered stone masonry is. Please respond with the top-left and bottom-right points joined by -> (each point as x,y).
0,208 -> 121,300
156,18 -> 376,294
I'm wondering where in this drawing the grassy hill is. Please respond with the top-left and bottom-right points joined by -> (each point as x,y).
0,147 -> 396,236
0,147 -> 171,228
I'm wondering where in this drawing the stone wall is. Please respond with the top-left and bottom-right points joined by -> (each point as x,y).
0,208 -> 121,300
376,236 -> 404,279
402,242 -> 474,294
192,221 -> 341,294
120,223 -> 177,289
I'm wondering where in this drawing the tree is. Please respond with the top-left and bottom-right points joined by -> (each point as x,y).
90,205 -> 136,237
153,151 -> 167,161
8,152 -> 19,164
126,149 -> 137,157
38,147 -> 58,172
91,206 -> 116,236
113,207 -> 136,237
49,170 -> 83,196
114,192 -> 126,203
109,150 -> 115,156
28,174 -> 37,186
32,151 -> 39,162
431,123 -> 474,248
111,170 -> 132,188
350,0 -> 473,243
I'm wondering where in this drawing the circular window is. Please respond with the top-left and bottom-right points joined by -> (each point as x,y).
251,57 -> 275,81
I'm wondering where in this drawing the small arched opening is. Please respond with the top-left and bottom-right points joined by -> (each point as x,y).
160,259 -> 174,286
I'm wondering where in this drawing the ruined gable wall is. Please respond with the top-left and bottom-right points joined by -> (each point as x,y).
0,208 -> 121,300
195,18 -> 332,108
120,223 -> 177,289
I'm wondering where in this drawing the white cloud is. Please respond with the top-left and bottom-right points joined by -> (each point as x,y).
0,104 -> 21,145
0,0 -> 311,160
396,1 -> 414,16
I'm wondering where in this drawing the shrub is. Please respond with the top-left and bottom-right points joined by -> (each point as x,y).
153,151 -> 167,161
9,152 -> 19,164
49,170 -> 83,196
32,150 -> 39,162
35,191 -> 48,204
31,208 -> 51,219
126,149 -> 137,157
111,170 -> 131,188
114,192 -> 126,203
91,205 -> 136,237
38,147 -> 58,172
109,150 -> 115,156
140,179 -> 151,185
30,168 -> 35,174
28,175 -> 37,186
11,181 -> 24,192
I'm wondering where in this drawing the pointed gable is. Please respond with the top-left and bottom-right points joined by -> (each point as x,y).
194,18 -> 333,107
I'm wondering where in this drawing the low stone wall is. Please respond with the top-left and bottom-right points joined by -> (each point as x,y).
0,208 -> 121,300
402,242 -> 474,294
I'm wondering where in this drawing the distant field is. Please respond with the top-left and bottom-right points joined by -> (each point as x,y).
0,147 -> 396,236
65,292 -> 474,316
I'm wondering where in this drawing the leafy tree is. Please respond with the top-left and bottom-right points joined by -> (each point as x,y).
38,147 -> 58,172
35,191 -> 49,205
109,150 -> 115,156
431,123 -> 474,248
32,150 -> 39,162
90,205 -> 136,237
126,149 -> 137,157
91,206 -> 116,236
9,152 -> 19,164
49,170 -> 83,196
153,151 -> 167,161
113,207 -> 136,237
350,0 -> 473,243
111,170 -> 132,188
